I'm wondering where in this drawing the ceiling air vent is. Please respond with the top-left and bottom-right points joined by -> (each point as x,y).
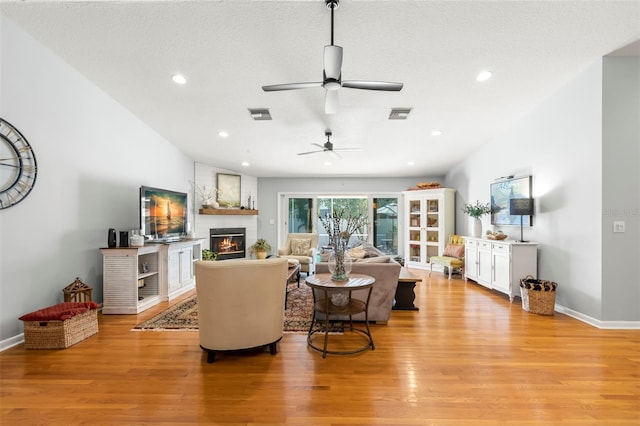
249,108 -> 272,121
389,108 -> 412,120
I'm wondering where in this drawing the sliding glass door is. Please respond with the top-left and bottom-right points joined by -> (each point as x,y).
280,193 -> 401,256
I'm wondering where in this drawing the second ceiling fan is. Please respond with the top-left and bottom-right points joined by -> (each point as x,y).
262,0 -> 403,114
297,131 -> 362,158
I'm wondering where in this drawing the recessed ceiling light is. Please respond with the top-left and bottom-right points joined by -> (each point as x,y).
171,74 -> 187,85
477,71 -> 492,81
408,161 -> 415,166
324,161 -> 332,166
218,131 -> 228,138
241,161 -> 250,167
431,129 -> 443,136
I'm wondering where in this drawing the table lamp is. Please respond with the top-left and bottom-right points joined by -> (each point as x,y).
510,198 -> 534,242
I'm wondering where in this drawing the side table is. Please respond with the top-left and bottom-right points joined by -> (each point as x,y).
305,273 -> 375,358
393,267 -> 421,311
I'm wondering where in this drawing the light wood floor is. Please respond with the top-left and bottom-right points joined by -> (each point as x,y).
2,270 -> 639,425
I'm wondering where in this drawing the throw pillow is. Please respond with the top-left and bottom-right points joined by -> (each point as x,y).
443,243 -> 465,259
290,239 -> 311,255
347,246 -> 366,259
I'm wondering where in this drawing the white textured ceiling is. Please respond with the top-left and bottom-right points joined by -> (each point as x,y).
2,0 -> 639,177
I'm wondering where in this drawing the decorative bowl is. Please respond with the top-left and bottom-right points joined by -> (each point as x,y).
487,234 -> 507,240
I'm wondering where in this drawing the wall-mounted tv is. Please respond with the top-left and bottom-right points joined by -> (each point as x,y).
140,186 -> 187,241
490,176 -> 533,226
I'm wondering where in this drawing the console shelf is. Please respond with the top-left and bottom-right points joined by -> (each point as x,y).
199,208 -> 258,215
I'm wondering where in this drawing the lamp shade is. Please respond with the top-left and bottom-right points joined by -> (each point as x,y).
510,198 -> 534,216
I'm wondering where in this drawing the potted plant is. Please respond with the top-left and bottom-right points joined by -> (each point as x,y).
202,249 -> 218,261
462,200 -> 491,238
250,238 -> 272,259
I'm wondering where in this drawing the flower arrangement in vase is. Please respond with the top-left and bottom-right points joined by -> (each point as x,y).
462,200 -> 491,238
319,209 -> 367,282
191,181 -> 222,209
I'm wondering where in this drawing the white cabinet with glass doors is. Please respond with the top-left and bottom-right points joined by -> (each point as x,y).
403,188 -> 455,269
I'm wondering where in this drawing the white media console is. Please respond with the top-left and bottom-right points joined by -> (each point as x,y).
100,239 -> 204,314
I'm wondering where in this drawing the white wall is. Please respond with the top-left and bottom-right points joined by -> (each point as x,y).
193,162 -> 258,251
447,58 -> 639,326
0,17 -> 194,345
601,56 -> 640,321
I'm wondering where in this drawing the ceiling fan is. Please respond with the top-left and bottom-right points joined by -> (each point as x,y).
262,0 -> 403,114
297,131 -> 362,158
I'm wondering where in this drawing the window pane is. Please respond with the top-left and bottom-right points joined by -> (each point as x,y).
373,198 -> 398,255
317,196 -> 368,248
288,198 -> 313,233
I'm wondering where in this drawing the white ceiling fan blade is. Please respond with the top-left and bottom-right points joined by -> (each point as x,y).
262,82 -> 323,91
333,148 -> 363,152
324,45 -> 343,80
341,80 -> 403,91
329,150 -> 342,159
297,150 -> 322,156
325,90 -> 338,114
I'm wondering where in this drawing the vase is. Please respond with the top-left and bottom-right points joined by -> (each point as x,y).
202,199 -> 219,209
255,251 -> 267,260
328,249 -> 352,282
472,217 -> 482,238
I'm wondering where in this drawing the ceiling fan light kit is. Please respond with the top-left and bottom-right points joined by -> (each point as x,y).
262,0 -> 403,114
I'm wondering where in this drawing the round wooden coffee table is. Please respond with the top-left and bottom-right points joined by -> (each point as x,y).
304,273 -> 375,358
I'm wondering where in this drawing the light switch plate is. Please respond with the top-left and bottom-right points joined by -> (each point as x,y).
613,221 -> 625,233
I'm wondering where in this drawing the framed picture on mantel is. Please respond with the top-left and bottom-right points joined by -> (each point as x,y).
490,175 -> 532,226
217,173 -> 241,208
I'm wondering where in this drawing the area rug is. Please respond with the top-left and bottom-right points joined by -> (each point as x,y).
133,281 -> 316,333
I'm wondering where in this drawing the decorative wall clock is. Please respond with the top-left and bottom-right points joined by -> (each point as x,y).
0,118 -> 38,209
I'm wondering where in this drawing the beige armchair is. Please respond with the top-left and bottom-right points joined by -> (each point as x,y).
195,257 -> 288,363
277,233 -> 319,275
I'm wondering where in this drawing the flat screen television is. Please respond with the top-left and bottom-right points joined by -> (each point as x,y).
490,175 -> 532,226
139,186 -> 188,241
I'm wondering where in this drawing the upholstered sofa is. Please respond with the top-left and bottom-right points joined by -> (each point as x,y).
277,233 -> 319,274
195,257 -> 287,363
314,257 -> 401,324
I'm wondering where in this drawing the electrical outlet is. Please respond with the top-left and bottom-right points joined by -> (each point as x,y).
613,221 -> 625,233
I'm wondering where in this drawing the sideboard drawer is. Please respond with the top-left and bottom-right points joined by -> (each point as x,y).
478,241 -> 491,250
492,242 -> 510,253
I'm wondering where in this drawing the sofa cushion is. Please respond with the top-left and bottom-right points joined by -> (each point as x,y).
443,243 -> 464,259
290,239 -> 311,255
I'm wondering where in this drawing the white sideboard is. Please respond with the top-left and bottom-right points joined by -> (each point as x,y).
464,237 -> 537,302
101,239 -> 204,314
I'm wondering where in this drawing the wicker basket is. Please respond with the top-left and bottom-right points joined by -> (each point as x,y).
22,309 -> 98,349
520,276 -> 557,315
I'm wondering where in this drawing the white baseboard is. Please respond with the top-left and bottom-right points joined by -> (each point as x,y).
1,333 -> 25,352
555,304 -> 640,329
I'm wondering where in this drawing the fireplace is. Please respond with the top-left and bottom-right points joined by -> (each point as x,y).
210,228 -> 246,260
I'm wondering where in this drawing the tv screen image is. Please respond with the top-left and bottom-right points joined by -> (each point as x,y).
140,186 -> 187,240
490,176 -> 532,226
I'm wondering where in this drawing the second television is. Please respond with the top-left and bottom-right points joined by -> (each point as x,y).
140,185 -> 188,241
